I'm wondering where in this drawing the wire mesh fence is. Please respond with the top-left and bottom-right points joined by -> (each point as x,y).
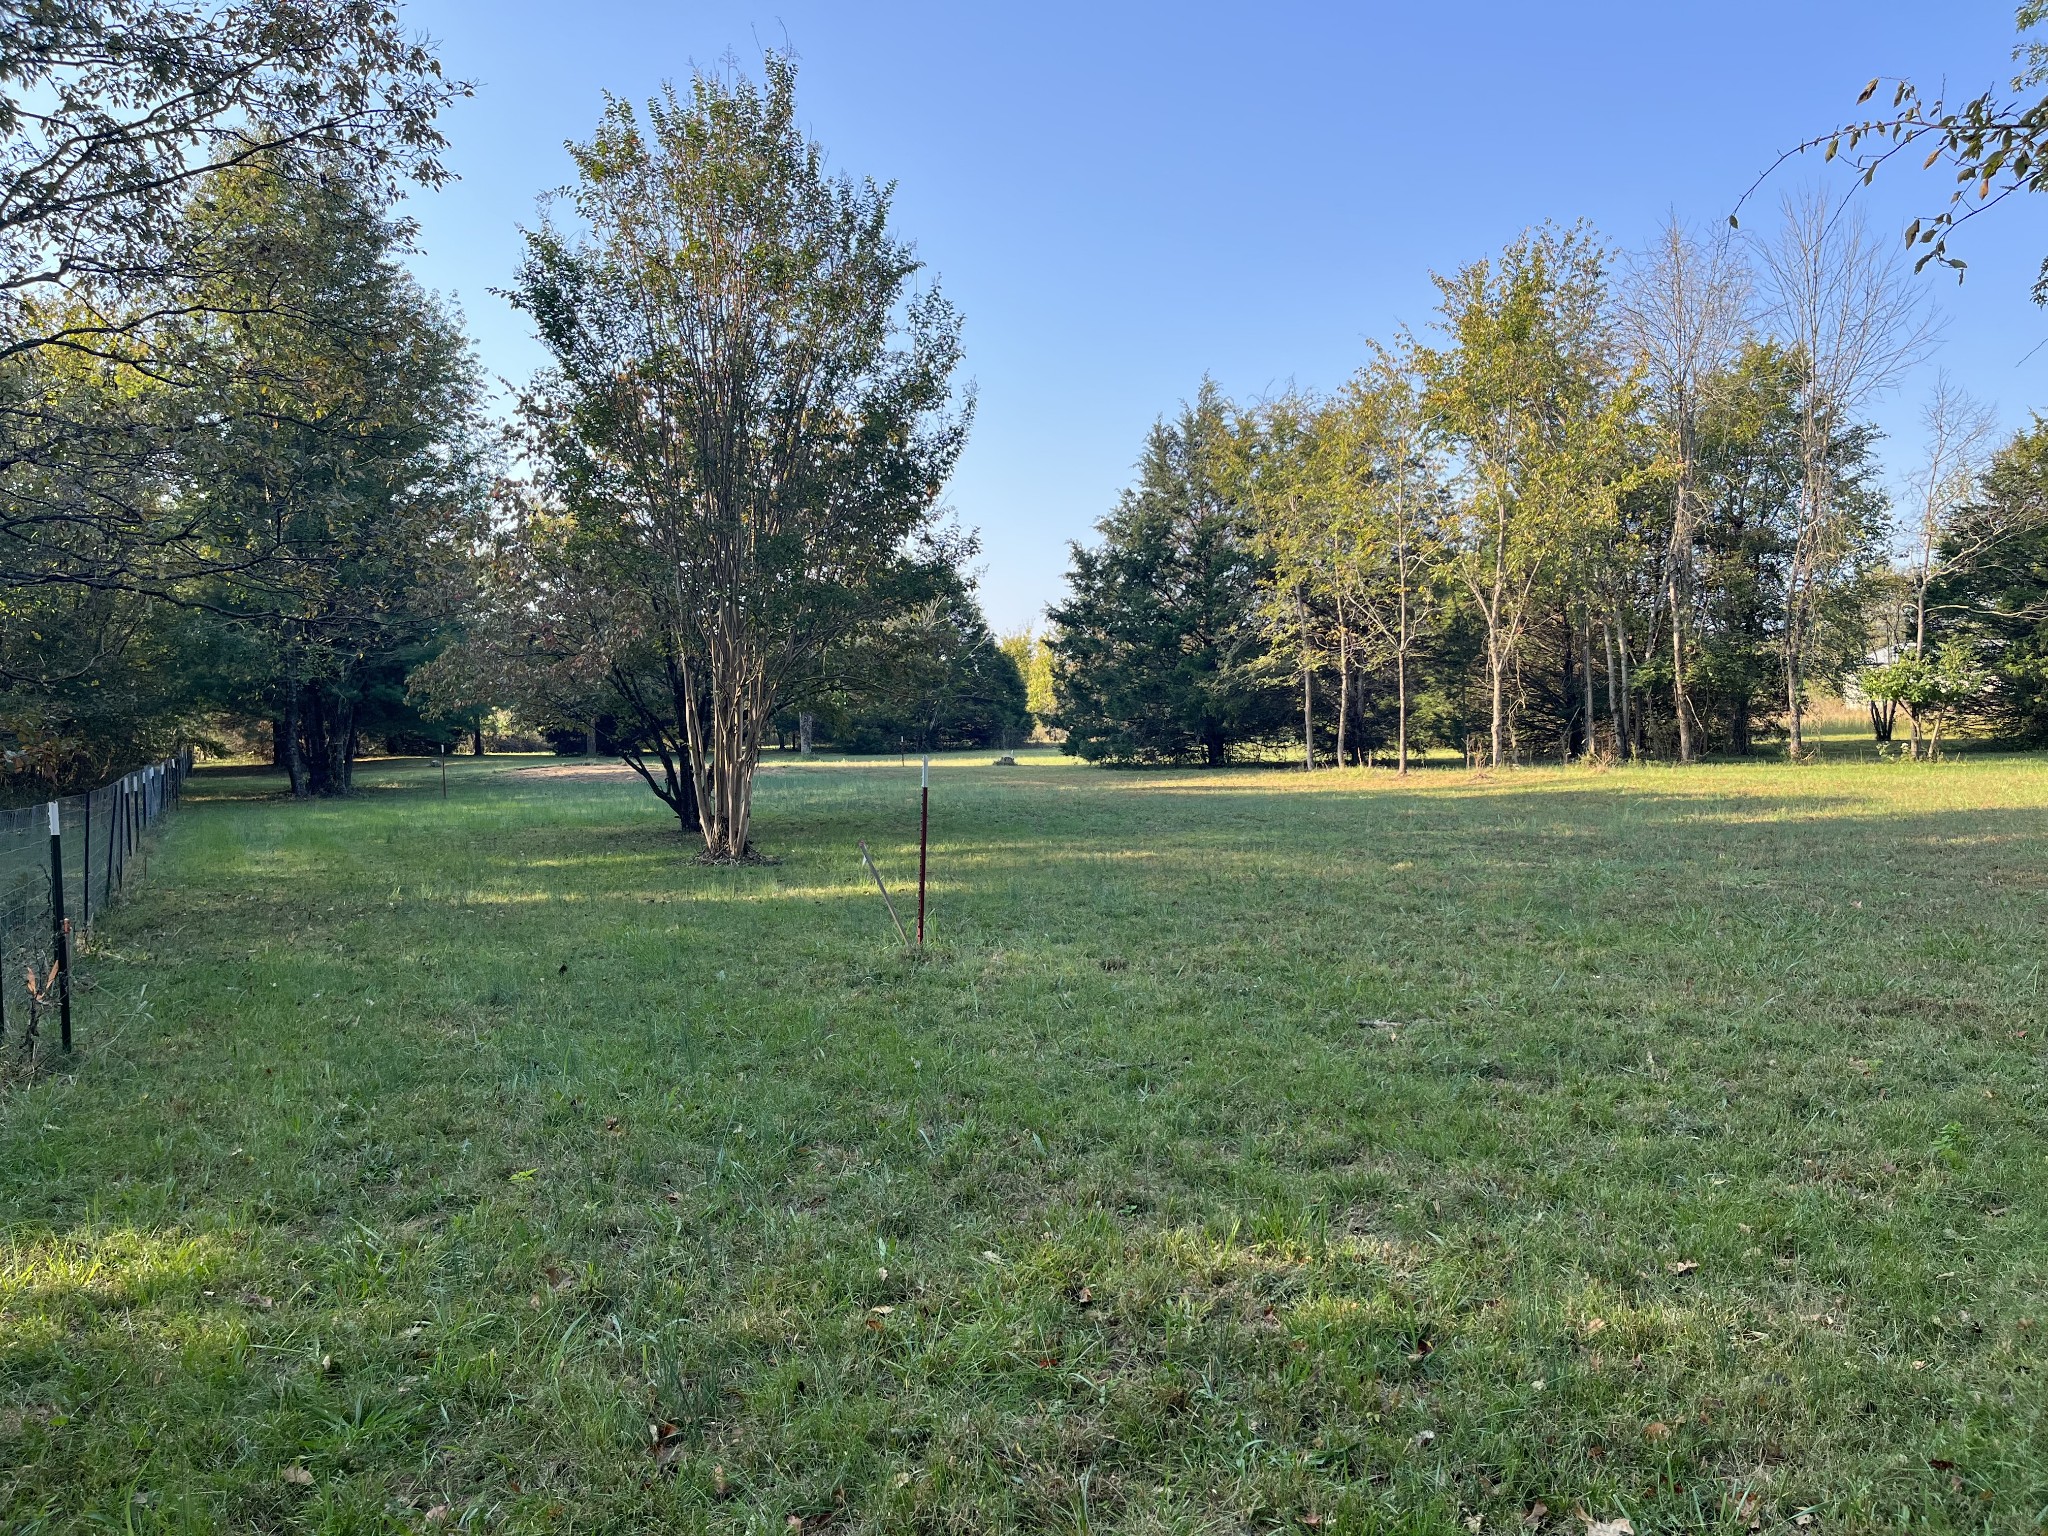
0,749 -> 192,1058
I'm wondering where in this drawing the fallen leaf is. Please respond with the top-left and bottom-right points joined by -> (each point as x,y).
1466,1517 -> 1483,1532
1667,1260 -> 1700,1276
239,1292 -> 274,1310
892,1471 -> 912,1489
1522,1503 -> 1549,1527
648,1421 -> 685,1474
280,1465 -> 314,1486
1583,1316 -> 1607,1335
424,1505 -> 451,1524
1927,1458 -> 1956,1471
1410,1429 -> 1437,1450
980,1250 -> 1002,1264
1793,1514 -> 1815,1529
603,1116 -> 623,1133
1644,1421 -> 1672,1441
1076,1285 -> 1093,1305
1575,1511 -> 1633,1536
869,1304 -> 894,1315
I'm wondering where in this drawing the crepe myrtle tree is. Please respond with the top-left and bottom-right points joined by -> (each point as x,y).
511,55 -> 971,860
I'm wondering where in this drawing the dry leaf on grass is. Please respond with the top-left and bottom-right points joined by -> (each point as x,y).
1644,1421 -> 1673,1441
1667,1260 -> 1700,1276
280,1465 -> 314,1486
647,1421 -> 685,1474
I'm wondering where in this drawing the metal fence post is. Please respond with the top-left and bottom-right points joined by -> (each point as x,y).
47,802 -> 71,1052
80,788 -> 92,932
917,756 -> 930,953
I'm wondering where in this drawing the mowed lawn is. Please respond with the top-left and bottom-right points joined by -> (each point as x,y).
3,747 -> 2047,1535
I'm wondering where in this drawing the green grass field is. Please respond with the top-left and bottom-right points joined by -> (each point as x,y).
3,745 -> 2046,1534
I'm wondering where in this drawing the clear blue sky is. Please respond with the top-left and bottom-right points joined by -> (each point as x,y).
399,0 -> 2045,633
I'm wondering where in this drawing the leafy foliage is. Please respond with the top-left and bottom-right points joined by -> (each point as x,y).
1048,383 -> 1289,764
507,56 -> 971,855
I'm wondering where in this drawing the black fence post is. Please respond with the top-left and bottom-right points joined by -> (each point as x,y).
48,802 -> 71,1052
80,788 -> 92,932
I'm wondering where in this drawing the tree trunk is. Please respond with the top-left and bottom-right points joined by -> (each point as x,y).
1669,459 -> 1696,764
284,688 -> 309,799
1603,621 -> 1618,758
675,617 -> 769,860
1580,615 -> 1596,759
1611,601 -> 1635,760
798,712 -> 814,756
1784,653 -> 1804,760
1396,568 -> 1410,776
1487,631 -> 1505,768
1302,667 -> 1314,771
1670,592 -> 1693,762
1560,606 -> 1575,762
586,719 -> 598,756
1335,611 -> 1349,770
472,727 -> 484,757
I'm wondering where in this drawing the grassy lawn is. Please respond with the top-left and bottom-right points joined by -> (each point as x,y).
3,745 -> 2046,1534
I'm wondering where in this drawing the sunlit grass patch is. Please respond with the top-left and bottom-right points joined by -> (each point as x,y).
2,748 -> 2046,1531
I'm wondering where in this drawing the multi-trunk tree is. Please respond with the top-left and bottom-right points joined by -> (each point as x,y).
510,57 -> 970,859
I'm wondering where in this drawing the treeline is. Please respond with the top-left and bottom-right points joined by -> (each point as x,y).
1,13 -> 1024,826
0,1 -> 487,797
1048,215 -> 2048,767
